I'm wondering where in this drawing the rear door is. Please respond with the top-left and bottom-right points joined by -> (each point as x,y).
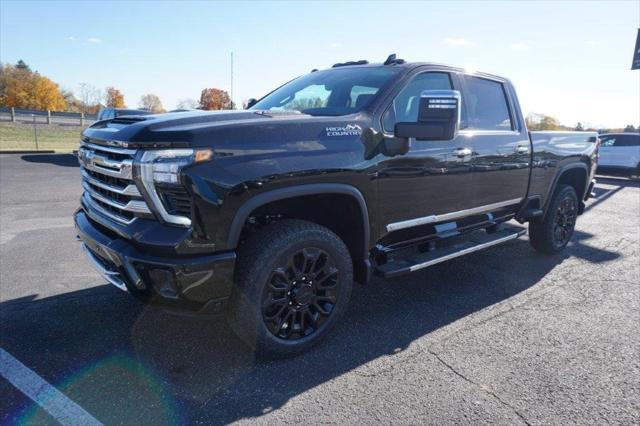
609,134 -> 640,168
460,74 -> 530,211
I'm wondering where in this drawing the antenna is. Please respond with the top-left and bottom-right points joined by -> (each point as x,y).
230,51 -> 234,110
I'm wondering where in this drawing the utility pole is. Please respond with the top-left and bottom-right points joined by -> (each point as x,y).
230,51 -> 234,110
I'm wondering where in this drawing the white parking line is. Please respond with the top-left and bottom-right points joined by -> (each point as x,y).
0,348 -> 103,426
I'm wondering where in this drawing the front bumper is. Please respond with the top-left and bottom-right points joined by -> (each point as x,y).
75,210 -> 236,315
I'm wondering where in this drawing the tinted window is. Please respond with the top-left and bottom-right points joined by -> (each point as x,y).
618,134 -> 640,146
382,72 -> 452,132
251,67 -> 400,116
462,76 -> 512,131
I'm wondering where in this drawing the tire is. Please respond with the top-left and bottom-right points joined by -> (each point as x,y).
529,184 -> 578,254
227,219 -> 353,357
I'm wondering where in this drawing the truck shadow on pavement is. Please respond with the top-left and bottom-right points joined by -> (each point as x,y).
0,231 -> 622,424
20,153 -> 78,167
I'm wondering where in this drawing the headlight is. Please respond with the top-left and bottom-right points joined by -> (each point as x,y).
135,148 -> 212,227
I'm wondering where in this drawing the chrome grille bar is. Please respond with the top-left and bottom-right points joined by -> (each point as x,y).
82,193 -> 136,225
80,141 -> 137,156
82,181 -> 150,214
78,150 -> 133,179
81,169 -> 141,197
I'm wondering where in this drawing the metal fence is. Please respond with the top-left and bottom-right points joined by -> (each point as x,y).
0,107 -> 97,127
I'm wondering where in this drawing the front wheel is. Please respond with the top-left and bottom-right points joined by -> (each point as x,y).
227,219 -> 353,357
529,184 -> 578,254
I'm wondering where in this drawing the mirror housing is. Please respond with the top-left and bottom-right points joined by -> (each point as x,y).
246,98 -> 258,109
394,90 -> 461,141
362,127 -> 410,160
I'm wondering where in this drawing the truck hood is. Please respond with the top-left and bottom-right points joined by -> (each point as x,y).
82,109 -> 369,149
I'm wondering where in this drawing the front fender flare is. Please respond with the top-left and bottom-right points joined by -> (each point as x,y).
226,183 -> 371,254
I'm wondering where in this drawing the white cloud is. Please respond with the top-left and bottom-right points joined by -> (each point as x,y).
509,41 -> 530,50
442,37 -> 474,47
87,37 -> 102,44
66,36 -> 76,42
329,42 -> 341,48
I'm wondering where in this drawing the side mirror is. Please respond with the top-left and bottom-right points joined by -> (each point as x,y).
394,90 -> 461,141
362,128 -> 410,160
246,98 -> 258,109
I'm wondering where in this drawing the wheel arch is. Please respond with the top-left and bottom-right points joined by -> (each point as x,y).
544,162 -> 589,216
227,183 -> 371,259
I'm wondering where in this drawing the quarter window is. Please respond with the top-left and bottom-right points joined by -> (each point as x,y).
382,72 -> 452,132
462,76 -> 513,131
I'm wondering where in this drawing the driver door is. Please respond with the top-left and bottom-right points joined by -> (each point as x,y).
376,70 -> 475,242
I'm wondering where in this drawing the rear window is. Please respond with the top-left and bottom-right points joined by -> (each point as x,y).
462,76 -> 513,131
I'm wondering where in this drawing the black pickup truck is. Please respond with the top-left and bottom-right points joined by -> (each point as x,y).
75,55 -> 598,356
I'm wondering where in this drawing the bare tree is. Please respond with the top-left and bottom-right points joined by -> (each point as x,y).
139,93 -> 165,113
78,83 -> 102,114
176,98 -> 199,110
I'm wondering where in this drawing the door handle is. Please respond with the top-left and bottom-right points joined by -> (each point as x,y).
453,147 -> 472,157
516,145 -> 530,154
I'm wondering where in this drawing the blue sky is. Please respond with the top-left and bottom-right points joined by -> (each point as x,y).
1,0 -> 638,128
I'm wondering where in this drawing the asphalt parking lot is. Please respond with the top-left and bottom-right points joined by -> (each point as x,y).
0,153 -> 638,425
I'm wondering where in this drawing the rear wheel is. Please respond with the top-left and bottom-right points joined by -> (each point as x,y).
227,219 -> 353,357
529,184 -> 578,254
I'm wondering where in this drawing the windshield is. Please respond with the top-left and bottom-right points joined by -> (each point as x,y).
251,67 -> 400,116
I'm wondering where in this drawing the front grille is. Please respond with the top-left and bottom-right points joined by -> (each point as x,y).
78,141 -> 152,225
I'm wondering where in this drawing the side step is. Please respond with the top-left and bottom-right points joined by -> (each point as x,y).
375,225 -> 527,278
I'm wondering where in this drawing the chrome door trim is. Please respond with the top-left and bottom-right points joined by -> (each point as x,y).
385,198 -> 523,232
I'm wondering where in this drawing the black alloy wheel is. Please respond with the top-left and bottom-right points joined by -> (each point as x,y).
262,248 -> 339,340
228,219 -> 353,357
529,184 -> 578,254
552,195 -> 577,247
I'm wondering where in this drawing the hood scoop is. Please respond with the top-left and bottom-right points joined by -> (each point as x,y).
111,116 -> 151,125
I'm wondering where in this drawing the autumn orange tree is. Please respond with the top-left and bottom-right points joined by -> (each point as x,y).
199,88 -> 233,110
105,87 -> 125,108
0,60 -> 67,111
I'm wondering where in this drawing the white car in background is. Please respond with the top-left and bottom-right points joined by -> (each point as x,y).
597,133 -> 640,178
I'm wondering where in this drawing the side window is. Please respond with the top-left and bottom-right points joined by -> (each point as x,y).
382,72 -> 452,132
462,76 -> 512,131
600,136 -> 616,147
618,135 -> 640,147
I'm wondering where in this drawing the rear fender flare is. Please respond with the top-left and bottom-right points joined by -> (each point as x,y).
543,162 -> 589,215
